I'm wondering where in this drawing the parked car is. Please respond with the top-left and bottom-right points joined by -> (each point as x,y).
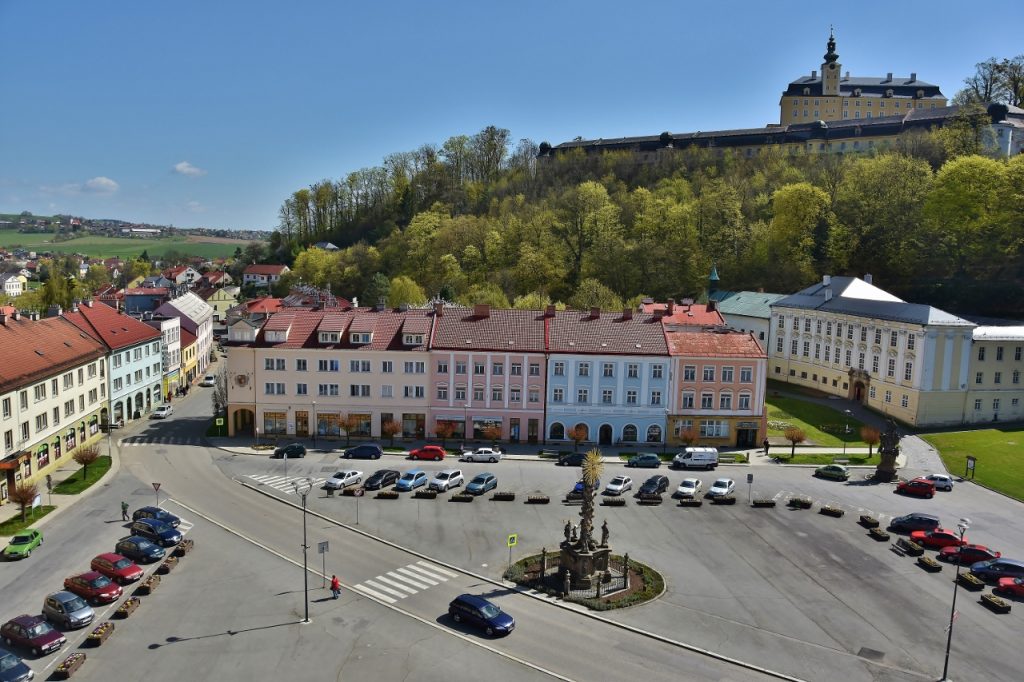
131,506 -> 181,528
896,477 -> 935,498
604,475 -> 632,495
637,475 -> 669,496
814,464 -> 850,481
573,478 -> 600,494
461,447 -> 502,463
888,512 -> 941,533
627,453 -> 661,468
363,469 -> 400,490
674,478 -> 703,499
409,445 -> 447,461
324,470 -> 362,490
151,405 -> 173,419
924,473 -> 954,491
0,614 -> 66,656
939,544 -> 1000,564
671,447 -> 719,470
996,577 -> 1024,598
395,469 -> 429,492
0,647 -> 35,681
129,519 -> 182,547
272,443 -> 306,459
465,473 -> 497,495
910,528 -> 968,549
448,593 -> 514,636
707,478 -> 736,498
63,571 -> 123,605
3,529 -> 42,560
42,591 -> 94,630
557,452 -> 586,466
90,553 -> 143,584
429,469 -> 464,492
970,558 -> 1024,582
114,536 -> 166,563
199,374 -> 217,387
342,444 -> 383,460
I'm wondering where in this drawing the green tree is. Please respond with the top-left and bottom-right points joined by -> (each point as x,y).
83,264 -> 111,292
768,183 -> 831,289
568,278 -> 623,311
388,275 -> 426,307
457,283 -> 509,308
937,103 -> 997,158
363,273 -> 391,307
551,181 -> 615,288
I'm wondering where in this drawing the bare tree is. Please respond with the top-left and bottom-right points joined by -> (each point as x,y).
955,57 -> 1011,105
73,445 -> 101,480
860,426 -> 881,457
434,422 -> 455,449
8,482 -> 39,522
381,419 -> 401,447
783,428 -> 806,459
566,425 -> 587,452
212,372 -> 228,415
340,414 -> 360,447
481,425 -> 501,448
678,428 -> 699,447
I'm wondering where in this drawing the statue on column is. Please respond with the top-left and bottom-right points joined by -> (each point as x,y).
600,520 -> 609,547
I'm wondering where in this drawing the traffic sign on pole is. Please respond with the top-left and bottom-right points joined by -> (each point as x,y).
153,482 -> 161,506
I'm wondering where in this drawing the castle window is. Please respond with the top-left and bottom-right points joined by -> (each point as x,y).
885,88 -> 893,98
803,89 -> 810,97
853,88 -> 862,97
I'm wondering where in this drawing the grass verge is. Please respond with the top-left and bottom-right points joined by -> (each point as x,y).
52,456 -> 111,494
922,428 -> 1024,501
775,452 -> 880,466
0,506 -> 56,535
767,395 -> 867,447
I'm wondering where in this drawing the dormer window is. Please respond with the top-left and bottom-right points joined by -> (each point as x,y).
351,332 -> 372,345
318,332 -> 340,344
803,87 -> 811,96
853,88 -> 862,97
403,333 -> 424,346
885,88 -> 893,98
916,89 -> 924,99
265,330 -> 289,343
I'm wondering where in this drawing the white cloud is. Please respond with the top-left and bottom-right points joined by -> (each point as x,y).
185,200 -> 205,213
83,176 -> 119,194
174,161 -> 207,177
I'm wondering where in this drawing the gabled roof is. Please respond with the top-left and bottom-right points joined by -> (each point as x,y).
231,308 -> 434,351
243,264 -> 289,276
0,315 -> 107,392
203,271 -> 227,283
349,314 -> 377,334
62,300 -> 161,351
155,292 -> 214,325
244,297 -> 283,314
430,307 -> 546,352
180,328 -> 197,348
548,309 -> 668,355
707,290 -> 787,319
665,329 -> 765,358
641,301 -> 725,326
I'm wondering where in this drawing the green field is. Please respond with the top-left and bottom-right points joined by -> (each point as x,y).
921,428 -> 1024,501
0,229 -> 245,260
766,396 -> 868,447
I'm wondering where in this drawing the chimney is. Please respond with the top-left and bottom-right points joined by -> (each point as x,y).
473,303 -> 491,319
823,274 -> 831,287
864,273 -> 873,285
352,297 -> 359,308
622,307 -> 633,320
653,309 -> 665,319
0,313 -> 5,326
433,302 -> 444,317
666,299 -> 675,316
589,307 -> 601,319
706,300 -> 717,313
376,297 -> 386,312
811,70 -> 817,79
825,289 -> 833,302
544,304 -> 556,317
85,299 -> 93,308
909,73 -> 917,83
71,299 -> 79,313
46,304 -> 62,318
12,311 -> 20,321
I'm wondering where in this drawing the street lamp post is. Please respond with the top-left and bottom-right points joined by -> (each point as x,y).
292,477 -> 314,624
941,518 -> 971,681
663,408 -> 670,454
463,403 -> 470,446
312,401 -> 317,449
843,409 -> 852,457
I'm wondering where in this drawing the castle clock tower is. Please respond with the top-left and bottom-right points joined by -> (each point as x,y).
821,29 -> 840,97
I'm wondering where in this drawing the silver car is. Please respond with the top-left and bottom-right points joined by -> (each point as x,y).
42,591 -> 94,630
675,478 -> 703,499
429,469 -> 464,492
604,475 -> 633,495
460,448 -> 503,463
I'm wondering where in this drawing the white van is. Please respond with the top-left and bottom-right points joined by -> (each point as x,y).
672,447 -> 719,470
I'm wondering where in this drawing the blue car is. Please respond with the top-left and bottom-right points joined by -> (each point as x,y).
466,473 -> 497,495
129,519 -> 182,547
115,536 -> 166,563
970,558 -> 1024,582
395,469 -> 428,492
448,593 -> 514,636
573,478 -> 600,493
132,506 -> 181,528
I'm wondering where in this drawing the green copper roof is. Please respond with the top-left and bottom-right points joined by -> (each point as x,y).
707,290 -> 786,319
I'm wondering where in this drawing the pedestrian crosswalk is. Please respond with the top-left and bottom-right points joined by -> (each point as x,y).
246,473 -> 326,494
353,561 -> 458,604
120,436 -> 207,447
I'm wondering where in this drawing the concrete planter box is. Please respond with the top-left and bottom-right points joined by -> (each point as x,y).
981,593 -> 1012,614
342,487 -> 363,497
491,492 -> 516,501
897,538 -> 925,556
526,495 -> 550,504
958,573 -> 986,591
115,597 -> 141,619
917,556 -> 942,572
788,497 -> 813,509
859,515 -> 880,528
601,497 -> 627,506
55,652 -> 86,679
413,490 -> 437,499
638,494 -> 663,506
752,499 -> 776,508
869,527 -> 890,542
449,493 -> 474,503
679,498 -> 703,507
174,539 -> 194,557
819,505 -> 845,518
86,621 -> 114,647
711,495 -> 737,505
375,491 -> 399,500
138,574 -> 161,595
157,555 -> 179,574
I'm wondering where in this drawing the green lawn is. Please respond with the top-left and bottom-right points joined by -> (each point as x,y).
53,456 -> 112,494
0,506 -> 55,535
0,229 -> 243,260
922,428 -> 1024,501
766,396 -> 868,447
775,452 -> 880,466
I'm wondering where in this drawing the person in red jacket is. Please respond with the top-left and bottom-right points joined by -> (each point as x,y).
330,575 -> 341,599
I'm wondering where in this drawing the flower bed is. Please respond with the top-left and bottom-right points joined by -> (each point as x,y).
711,495 -> 737,505
449,493 -> 474,503
638,494 -> 663,506
678,498 -> 703,507
55,652 -> 86,679
115,597 -> 141,619
958,572 -> 986,591
819,505 -> 844,518
375,490 -> 399,500
138,574 -> 161,595
788,496 -> 813,509
526,494 -> 550,504
869,527 -> 890,542
157,555 -> 179,574
752,499 -> 776,508
174,538 -> 194,557
981,592 -> 1012,614
87,621 -> 114,647
858,515 -> 880,528
413,490 -> 437,499
601,497 -> 626,506
917,556 -> 942,572
490,491 -> 515,501
342,487 -> 363,497
896,538 -> 924,557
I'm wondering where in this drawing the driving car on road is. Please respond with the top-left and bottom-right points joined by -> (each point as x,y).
638,475 -> 669,496
896,477 -> 935,498
814,464 -> 850,481
395,469 -> 429,492
924,473 -> 954,491
63,572 -> 123,605
342,444 -> 383,459
90,553 -> 143,584
363,469 -> 399,490
674,478 -> 702,499
707,478 -> 736,498
627,453 -> 661,468
448,593 -> 514,637
151,405 -> 173,419
996,577 -> 1024,597
557,452 -> 586,466
3,529 -> 42,560
939,544 -> 1000,564
0,646 -> 35,681
1,615 -> 65,656
911,528 -> 968,549
114,536 -> 166,563
465,473 -> 497,495
129,519 -> 182,547
604,475 -> 632,495
132,506 -> 181,528
429,469 -> 464,492
324,470 -> 362,490
409,445 -> 447,461
888,512 -> 941,533
199,374 -> 217,387
272,443 -> 306,459
573,478 -> 600,494
461,447 -> 502,463
42,591 -> 94,630
970,558 -> 1024,582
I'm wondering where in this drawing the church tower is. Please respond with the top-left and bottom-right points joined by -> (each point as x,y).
821,29 -> 841,97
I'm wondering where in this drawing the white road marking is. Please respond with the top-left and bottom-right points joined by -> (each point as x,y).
397,566 -> 438,585
352,584 -> 396,604
417,560 -> 458,578
363,579 -> 407,599
375,575 -> 418,594
387,570 -> 429,590
405,564 -> 449,582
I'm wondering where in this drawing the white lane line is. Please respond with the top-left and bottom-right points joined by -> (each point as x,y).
363,579 -> 407,599
249,474 -> 274,482
417,560 -> 457,578
405,564 -> 449,582
397,566 -> 438,586
353,584 -> 396,604
386,570 -> 429,590
374,575 -> 418,594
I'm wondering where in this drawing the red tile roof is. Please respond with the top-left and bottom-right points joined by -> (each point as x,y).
430,307 -> 546,352
0,315 -> 108,392
244,264 -> 289,276
203,271 -> 226,283
63,300 -> 161,351
642,301 -> 725,326
232,308 -> 434,351
180,328 -> 197,349
664,329 -> 766,358
245,297 -> 283,314
547,309 -> 668,355
164,266 -> 189,277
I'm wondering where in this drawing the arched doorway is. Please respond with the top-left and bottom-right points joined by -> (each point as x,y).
854,381 -> 866,402
599,424 -> 612,445
234,409 -> 254,436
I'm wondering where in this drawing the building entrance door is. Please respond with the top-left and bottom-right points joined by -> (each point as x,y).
599,424 -> 612,445
295,411 -> 309,437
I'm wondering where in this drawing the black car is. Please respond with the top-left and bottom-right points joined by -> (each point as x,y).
638,475 -> 669,496
557,452 -> 585,466
448,594 -> 515,637
343,444 -> 383,459
114,536 -> 165,563
129,519 -> 181,547
272,443 -> 307,459
363,469 -> 400,490
132,506 -> 181,528
888,512 -> 940,533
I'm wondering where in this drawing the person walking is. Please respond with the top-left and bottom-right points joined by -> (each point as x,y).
763,438 -> 770,456
330,575 -> 341,600
121,501 -> 130,521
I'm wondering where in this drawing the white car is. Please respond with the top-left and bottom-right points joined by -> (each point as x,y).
707,478 -> 736,498
324,470 -> 362,490
429,469 -> 464,492
605,475 -> 633,496
925,473 -> 955,491
675,478 -> 703,499
151,405 -> 173,419
461,447 -> 503,463
199,374 -> 217,387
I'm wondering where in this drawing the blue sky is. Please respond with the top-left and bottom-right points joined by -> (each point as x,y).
2,1 -> 1020,231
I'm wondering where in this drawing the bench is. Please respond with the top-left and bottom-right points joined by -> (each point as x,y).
539,450 -> 559,458
718,455 -> 737,463
833,458 -> 850,466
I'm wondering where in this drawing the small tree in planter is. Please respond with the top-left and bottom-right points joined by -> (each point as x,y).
381,420 -> 401,447
73,444 -> 101,480
340,414 -> 360,447
678,428 -> 699,448
481,425 -> 502,449
566,426 -> 587,452
783,427 -> 806,459
861,426 -> 881,456
435,421 -> 455,449
8,482 -> 38,522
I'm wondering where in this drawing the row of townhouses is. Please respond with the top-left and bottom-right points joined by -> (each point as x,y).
224,301 -> 769,450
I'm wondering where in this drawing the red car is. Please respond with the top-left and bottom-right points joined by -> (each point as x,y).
64,571 -> 123,604
939,544 -> 1000,564
996,577 -> 1024,597
896,478 -> 936,498
409,445 -> 447,461
911,528 -> 968,549
90,552 -> 144,584
0,614 -> 66,656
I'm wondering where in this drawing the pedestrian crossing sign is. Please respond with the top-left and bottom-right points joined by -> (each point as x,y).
507,533 -> 518,548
